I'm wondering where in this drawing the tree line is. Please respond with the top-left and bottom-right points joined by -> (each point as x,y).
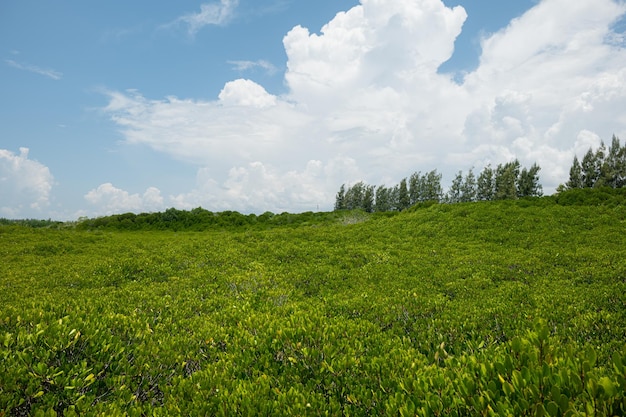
335,160 -> 543,212
73,208 -> 354,231
562,135 -> 626,191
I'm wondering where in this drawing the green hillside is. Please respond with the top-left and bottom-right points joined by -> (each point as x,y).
1,193 -> 625,415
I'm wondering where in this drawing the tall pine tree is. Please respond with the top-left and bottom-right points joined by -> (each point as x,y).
446,171 -> 463,203
398,178 -> 410,211
495,160 -> 520,200
566,156 -> 583,189
517,163 -> 543,197
477,165 -> 495,201
334,184 -> 347,210
581,148 -> 598,188
461,169 -> 477,202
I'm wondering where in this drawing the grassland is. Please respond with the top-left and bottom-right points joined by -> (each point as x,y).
1,192 -> 625,415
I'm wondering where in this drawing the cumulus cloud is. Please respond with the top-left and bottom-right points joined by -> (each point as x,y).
0,148 -> 54,218
170,0 -> 239,35
84,183 -> 164,216
218,79 -> 278,108
168,157 -> 361,213
104,0 -> 626,213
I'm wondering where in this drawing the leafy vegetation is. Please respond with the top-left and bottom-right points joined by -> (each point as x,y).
1,190 -> 626,415
335,160 -> 543,213
0,218 -> 64,228
73,208 -> 355,232
563,135 -> 626,191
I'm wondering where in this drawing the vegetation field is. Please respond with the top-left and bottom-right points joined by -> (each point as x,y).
1,191 -> 626,416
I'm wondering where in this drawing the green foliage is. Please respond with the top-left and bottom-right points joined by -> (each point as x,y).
518,163 -> 543,198
567,156 -> 584,189
74,208 -> 356,232
0,218 -> 63,228
567,135 -> 626,190
477,164 -> 495,201
338,161 -> 542,214
555,187 -> 626,206
335,184 -> 347,211
1,196 -> 625,415
447,171 -> 464,204
495,160 -> 521,200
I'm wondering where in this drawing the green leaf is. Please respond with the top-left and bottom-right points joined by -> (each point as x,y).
584,346 -> 597,367
598,376 -> 616,398
546,401 -> 559,416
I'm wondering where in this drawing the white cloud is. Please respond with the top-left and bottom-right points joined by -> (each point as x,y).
103,0 -> 626,213
5,59 -> 62,80
170,157 -> 360,213
84,183 -> 164,216
218,79 -> 278,108
171,0 -> 239,35
228,59 -> 278,75
0,148 -> 54,218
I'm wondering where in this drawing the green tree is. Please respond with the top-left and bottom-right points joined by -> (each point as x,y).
334,184 -> 347,211
573,137 -> 626,189
566,156 -> 583,189
460,169 -> 477,202
345,182 -> 366,210
517,163 -> 543,197
408,172 -> 422,205
601,135 -> 625,188
495,160 -> 520,200
375,185 -> 391,212
363,184 -> 375,213
446,171 -> 463,203
398,178 -> 410,210
477,165 -> 495,201
581,147 -> 598,188
593,141 -> 608,187
423,170 -> 443,202
389,184 -> 400,211
616,135 -> 626,188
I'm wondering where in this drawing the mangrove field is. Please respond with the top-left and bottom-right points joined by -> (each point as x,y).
1,189 -> 626,416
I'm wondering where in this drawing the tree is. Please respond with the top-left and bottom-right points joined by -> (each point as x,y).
334,184 -> 347,211
616,135 -> 626,188
495,160 -> 520,200
363,184 -> 375,213
581,147 -> 598,188
446,171 -> 464,203
375,185 -> 392,212
517,163 -> 543,197
566,156 -> 583,189
398,178 -> 410,210
345,182 -> 365,210
601,135 -> 625,188
389,184 -> 400,211
593,141 -> 608,187
460,169 -> 477,202
409,172 -> 422,205
423,170 -> 443,202
477,165 -> 495,201
570,136 -> 626,190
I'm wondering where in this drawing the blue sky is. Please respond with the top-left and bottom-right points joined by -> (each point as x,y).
1,0 -> 625,220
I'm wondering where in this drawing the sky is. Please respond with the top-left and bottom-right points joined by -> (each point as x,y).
1,0 -> 626,220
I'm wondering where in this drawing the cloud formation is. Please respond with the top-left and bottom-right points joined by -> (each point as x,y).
172,0 -> 239,35
228,59 -> 279,75
84,183 -> 164,216
104,0 -> 626,213
0,148 -> 54,218
5,59 -> 62,80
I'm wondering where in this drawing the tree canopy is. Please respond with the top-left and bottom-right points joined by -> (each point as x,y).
335,161 -> 543,212
563,135 -> 626,191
